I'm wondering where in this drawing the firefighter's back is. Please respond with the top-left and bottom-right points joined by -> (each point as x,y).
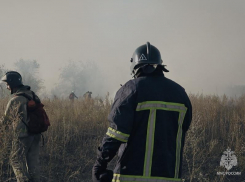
115,74 -> 192,180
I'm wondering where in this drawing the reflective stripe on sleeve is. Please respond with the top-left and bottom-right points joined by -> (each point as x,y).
112,174 -> 181,182
106,127 -> 130,142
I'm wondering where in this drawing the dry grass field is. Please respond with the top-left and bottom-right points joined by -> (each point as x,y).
0,94 -> 244,182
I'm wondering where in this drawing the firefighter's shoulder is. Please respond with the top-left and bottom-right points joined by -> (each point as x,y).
115,79 -> 137,100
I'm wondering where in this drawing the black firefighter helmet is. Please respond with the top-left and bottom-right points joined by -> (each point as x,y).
130,42 -> 169,76
1,71 -> 23,88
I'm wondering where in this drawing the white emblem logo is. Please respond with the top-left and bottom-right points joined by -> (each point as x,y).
220,148 -> 237,170
139,54 -> 147,61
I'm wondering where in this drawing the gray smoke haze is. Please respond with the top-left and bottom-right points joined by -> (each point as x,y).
51,61 -> 109,98
0,0 -> 245,97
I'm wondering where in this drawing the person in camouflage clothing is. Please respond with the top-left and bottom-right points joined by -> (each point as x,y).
1,71 -> 41,182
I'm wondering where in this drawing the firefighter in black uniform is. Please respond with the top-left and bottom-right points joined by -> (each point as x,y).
92,42 -> 192,182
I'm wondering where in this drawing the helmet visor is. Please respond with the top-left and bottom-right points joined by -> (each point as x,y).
1,74 -> 8,82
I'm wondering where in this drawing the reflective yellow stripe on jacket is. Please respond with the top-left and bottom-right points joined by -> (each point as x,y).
112,174 -> 182,182
106,127 -> 130,142
136,101 -> 187,179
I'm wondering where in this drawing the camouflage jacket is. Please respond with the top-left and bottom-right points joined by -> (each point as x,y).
1,85 -> 40,138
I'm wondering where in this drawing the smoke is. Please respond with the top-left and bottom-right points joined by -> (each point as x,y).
15,59 -> 43,93
0,65 -> 9,98
1,1 -> 245,98
50,61 -> 110,99
1,59 -> 245,99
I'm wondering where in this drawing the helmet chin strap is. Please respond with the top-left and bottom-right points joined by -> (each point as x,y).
132,64 -> 166,79
131,68 -> 140,79
131,71 -> 137,79
10,88 -> 14,95
133,64 -> 157,78
10,86 -> 21,95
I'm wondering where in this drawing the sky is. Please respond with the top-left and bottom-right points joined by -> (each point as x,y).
0,0 -> 245,97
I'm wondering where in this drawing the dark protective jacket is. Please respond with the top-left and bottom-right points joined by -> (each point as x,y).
99,73 -> 192,182
69,92 -> 78,100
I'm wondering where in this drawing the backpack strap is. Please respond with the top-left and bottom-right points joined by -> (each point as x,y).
15,93 -> 32,131
15,93 -> 33,101
15,91 -> 40,103
31,91 -> 36,101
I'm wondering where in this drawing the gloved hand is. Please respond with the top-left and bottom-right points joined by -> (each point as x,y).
100,170 -> 113,182
92,162 -> 105,182
92,147 -> 114,182
92,164 -> 113,182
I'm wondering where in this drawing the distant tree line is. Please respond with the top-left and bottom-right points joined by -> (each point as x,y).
0,59 -> 108,99
51,61 -> 107,99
